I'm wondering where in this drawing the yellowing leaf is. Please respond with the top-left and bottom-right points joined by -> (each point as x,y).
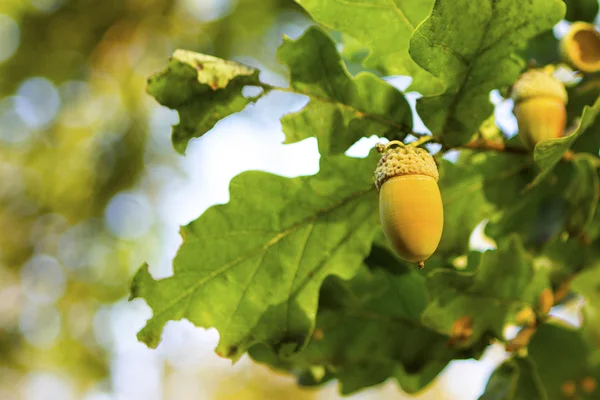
147,50 -> 260,154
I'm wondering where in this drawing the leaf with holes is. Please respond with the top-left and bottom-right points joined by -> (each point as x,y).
410,0 -> 565,145
130,152 -> 381,360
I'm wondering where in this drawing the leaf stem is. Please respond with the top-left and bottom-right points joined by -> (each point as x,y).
407,135 -> 435,148
256,82 -> 600,166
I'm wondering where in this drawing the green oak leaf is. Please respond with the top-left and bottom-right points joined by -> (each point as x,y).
250,249 -> 485,395
565,154 -> 600,237
130,152 -> 381,360
476,152 -> 532,208
295,0 -> 443,96
278,27 -> 413,155
422,236 -> 550,347
481,151 -> 570,248
539,236 -> 597,286
531,96 -> 600,188
529,323 -> 600,400
564,0 -> 599,22
340,33 -> 371,66
518,30 -> 561,67
480,357 -> 548,400
591,211 -> 600,242
437,159 -> 495,256
569,79 -> 600,156
573,264 -> 600,348
567,77 -> 600,125
147,50 -> 261,154
410,0 -> 565,145
436,152 -> 534,256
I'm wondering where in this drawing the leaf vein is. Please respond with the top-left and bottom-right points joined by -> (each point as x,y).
145,187 -> 375,326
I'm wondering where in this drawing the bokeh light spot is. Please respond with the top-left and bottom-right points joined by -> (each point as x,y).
104,192 -> 153,239
22,372 -> 76,400
15,78 -> 61,128
21,254 -> 66,304
19,302 -> 61,348
178,0 -> 234,22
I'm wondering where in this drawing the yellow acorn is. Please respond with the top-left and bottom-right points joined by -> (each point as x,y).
511,69 -> 568,149
374,142 -> 443,269
560,22 -> 600,73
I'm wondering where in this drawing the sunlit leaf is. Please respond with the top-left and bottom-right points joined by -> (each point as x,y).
410,0 -> 565,145
278,27 -> 413,155
295,0 -> 443,95
130,152 -> 380,360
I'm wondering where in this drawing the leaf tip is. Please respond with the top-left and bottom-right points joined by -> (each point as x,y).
136,326 -> 161,349
129,262 -> 153,301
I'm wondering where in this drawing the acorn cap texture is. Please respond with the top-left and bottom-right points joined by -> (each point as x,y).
511,69 -> 568,104
374,145 -> 439,190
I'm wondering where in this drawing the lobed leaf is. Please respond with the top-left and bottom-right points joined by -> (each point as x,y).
410,0 -> 565,145
130,152 -> 381,360
422,236 -> 550,347
147,50 -> 261,154
278,27 -> 413,155
295,0 -> 443,95
249,246 -> 486,395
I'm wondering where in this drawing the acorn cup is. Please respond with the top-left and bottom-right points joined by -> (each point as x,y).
511,69 -> 568,149
374,142 -> 443,269
560,22 -> 600,73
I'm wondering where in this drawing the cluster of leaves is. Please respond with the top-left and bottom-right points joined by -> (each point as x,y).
133,0 -> 600,398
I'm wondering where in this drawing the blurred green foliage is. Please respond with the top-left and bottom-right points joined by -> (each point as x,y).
0,0 -> 309,397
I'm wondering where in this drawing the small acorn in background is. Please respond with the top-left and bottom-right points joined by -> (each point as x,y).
511,68 -> 568,149
560,22 -> 600,73
375,142 -> 443,269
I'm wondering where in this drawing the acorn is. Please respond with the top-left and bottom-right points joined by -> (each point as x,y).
511,69 -> 568,149
560,22 -> 600,73
374,142 -> 443,269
